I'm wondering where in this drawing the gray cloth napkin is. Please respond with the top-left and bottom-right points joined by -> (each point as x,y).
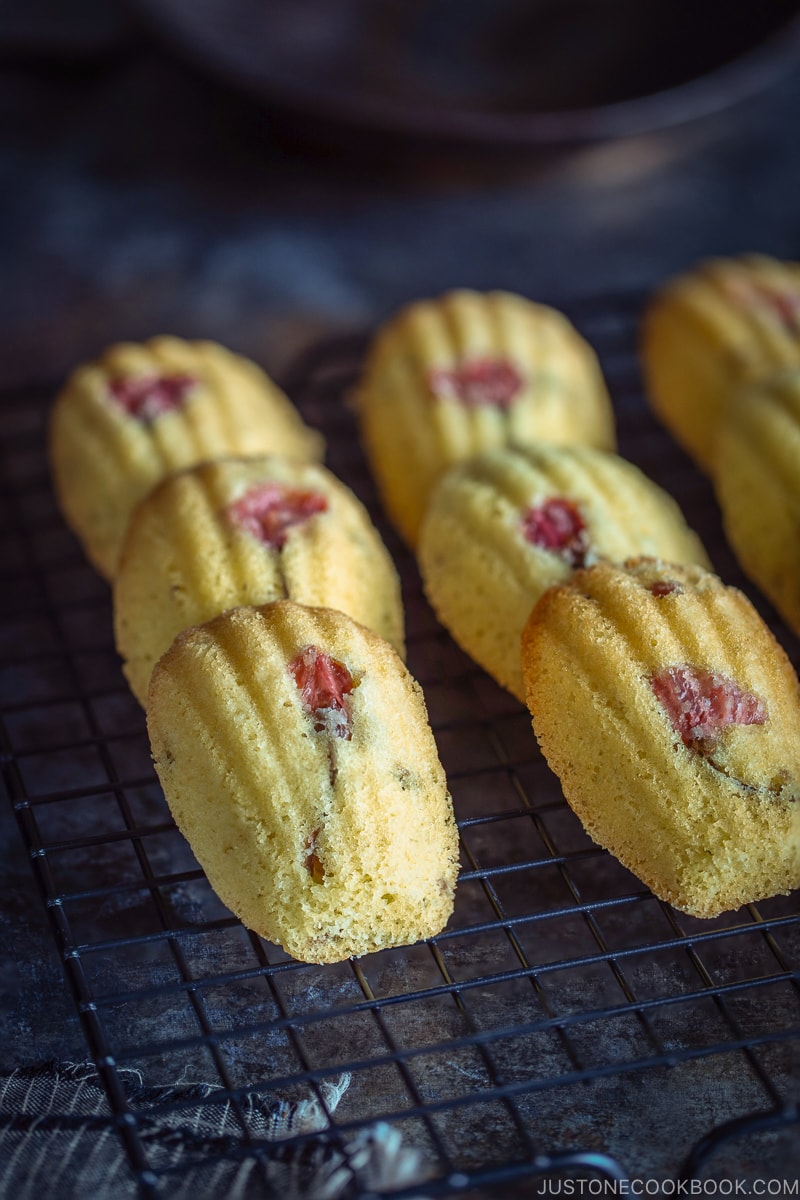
0,1062 -> 429,1199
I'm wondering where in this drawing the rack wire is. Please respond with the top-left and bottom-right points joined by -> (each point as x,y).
1,291 -> 799,1198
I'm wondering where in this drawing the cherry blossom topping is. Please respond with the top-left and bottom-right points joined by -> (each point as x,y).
651,665 -> 767,747
722,276 -> 800,335
428,357 -> 524,409
289,645 -> 354,739
107,374 -> 197,421
227,484 -> 328,549
522,497 -> 590,568
648,580 -> 683,597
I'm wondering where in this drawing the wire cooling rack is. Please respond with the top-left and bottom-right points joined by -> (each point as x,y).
1,292 -> 799,1198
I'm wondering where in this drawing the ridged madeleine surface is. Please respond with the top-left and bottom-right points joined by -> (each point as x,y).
642,254 -> 800,474
115,455 -> 404,705
419,445 -> 710,702
357,290 -> 615,546
716,369 -> 800,637
522,558 -> 800,918
147,603 -> 459,963
50,337 -> 324,579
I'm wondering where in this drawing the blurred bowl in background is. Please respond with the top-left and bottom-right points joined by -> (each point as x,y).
133,0 -> 800,149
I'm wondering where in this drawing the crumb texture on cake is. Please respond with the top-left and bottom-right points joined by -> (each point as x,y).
114,455 -> 405,705
50,336 -> 324,578
357,289 -> 615,545
521,558 -> 800,918
418,444 -> 710,701
147,602 -> 459,963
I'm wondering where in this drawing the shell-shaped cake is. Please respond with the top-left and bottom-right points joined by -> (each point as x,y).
716,368 -> 800,637
114,455 -> 405,706
357,289 -> 615,546
522,558 -> 800,918
642,254 -> 800,475
50,337 -> 324,579
147,603 -> 459,963
418,445 -> 710,702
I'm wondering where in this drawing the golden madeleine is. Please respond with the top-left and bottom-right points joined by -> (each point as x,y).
148,603 -> 458,963
419,445 -> 709,701
51,337 -> 323,578
115,454 -> 405,705
357,289 -> 615,546
716,368 -> 800,637
522,558 -> 800,918
642,254 -> 800,475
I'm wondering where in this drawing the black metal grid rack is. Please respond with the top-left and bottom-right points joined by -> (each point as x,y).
2,292 -> 799,1197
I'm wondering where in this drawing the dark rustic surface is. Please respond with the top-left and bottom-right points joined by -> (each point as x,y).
2,0 -> 800,390
1,2 -> 800,1194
